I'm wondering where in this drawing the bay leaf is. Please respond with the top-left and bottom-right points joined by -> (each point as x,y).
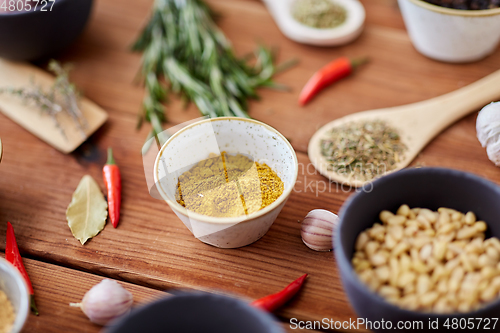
66,175 -> 108,245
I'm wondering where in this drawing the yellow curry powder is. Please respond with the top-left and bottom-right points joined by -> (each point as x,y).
176,152 -> 284,218
0,290 -> 15,333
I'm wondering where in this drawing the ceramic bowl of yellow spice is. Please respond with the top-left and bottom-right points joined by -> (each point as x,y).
0,257 -> 30,333
154,117 -> 298,248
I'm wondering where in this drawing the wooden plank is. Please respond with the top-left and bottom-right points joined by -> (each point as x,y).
10,258 -> 312,332
0,144 -> 358,327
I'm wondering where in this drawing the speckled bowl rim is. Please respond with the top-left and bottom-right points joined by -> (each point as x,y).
154,117 -> 299,225
409,0 -> 500,16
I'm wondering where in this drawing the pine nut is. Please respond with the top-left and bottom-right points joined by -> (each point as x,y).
378,285 -> 400,298
391,241 -> 409,257
457,227 -> 477,240
375,265 -> 390,283
380,210 -> 394,224
433,241 -> 447,261
370,251 -> 389,266
474,221 -> 487,232
420,244 -> 432,261
464,211 -> 476,225
397,204 -> 410,217
388,215 -> 406,226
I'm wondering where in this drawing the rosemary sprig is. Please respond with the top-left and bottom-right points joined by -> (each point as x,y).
133,0 -> 296,145
0,60 -> 86,139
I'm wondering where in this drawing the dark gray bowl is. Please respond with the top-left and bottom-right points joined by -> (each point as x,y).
0,0 -> 93,60
335,167 -> 500,332
106,292 -> 285,333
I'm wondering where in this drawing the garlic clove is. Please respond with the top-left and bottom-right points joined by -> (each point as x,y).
70,279 -> 133,326
301,209 -> 339,251
476,102 -> 500,166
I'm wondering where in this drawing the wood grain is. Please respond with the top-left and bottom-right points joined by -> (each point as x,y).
0,0 -> 499,332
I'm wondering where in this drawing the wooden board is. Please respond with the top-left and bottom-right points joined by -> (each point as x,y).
0,60 -> 108,154
0,0 -> 499,332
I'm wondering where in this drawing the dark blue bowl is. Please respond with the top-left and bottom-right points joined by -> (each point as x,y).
0,0 -> 93,60
106,292 -> 285,333
335,167 -> 500,332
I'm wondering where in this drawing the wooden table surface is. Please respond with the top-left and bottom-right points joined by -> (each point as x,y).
1,0 -> 500,332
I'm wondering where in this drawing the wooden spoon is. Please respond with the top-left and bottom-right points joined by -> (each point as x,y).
308,69 -> 500,188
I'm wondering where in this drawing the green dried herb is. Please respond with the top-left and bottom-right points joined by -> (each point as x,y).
292,0 -> 347,29
133,0 -> 297,146
320,120 -> 407,182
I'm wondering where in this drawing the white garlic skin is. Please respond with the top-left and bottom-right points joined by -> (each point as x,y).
477,102 -> 500,166
301,209 -> 339,251
75,279 -> 133,325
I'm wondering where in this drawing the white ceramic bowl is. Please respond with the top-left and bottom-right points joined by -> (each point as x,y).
154,118 -> 298,248
398,0 -> 500,63
0,257 -> 30,333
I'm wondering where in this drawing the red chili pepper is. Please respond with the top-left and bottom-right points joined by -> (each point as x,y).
299,57 -> 368,106
251,274 -> 307,312
103,148 -> 122,228
6,222 -> 39,315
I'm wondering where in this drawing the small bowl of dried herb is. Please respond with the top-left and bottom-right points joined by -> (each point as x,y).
154,118 -> 298,248
0,258 -> 30,333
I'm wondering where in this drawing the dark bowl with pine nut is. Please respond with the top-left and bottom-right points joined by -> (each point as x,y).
335,167 -> 500,332
0,0 -> 93,60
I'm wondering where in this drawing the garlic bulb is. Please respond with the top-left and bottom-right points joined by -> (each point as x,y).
477,102 -> 500,166
301,209 -> 339,251
70,279 -> 133,325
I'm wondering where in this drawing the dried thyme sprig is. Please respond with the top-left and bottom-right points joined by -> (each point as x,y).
0,60 -> 86,139
320,120 -> 407,182
133,0 -> 297,146
49,60 -> 88,132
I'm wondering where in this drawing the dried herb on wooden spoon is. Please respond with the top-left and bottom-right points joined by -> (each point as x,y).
133,0 -> 297,145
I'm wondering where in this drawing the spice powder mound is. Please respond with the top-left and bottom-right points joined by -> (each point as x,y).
320,120 -> 407,182
0,290 -> 15,333
176,152 -> 284,218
